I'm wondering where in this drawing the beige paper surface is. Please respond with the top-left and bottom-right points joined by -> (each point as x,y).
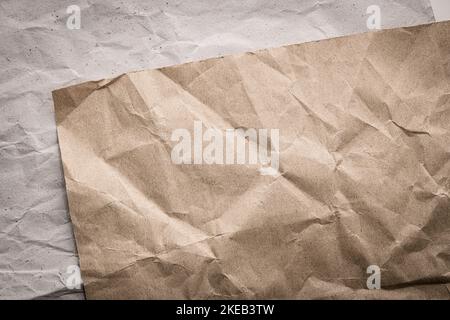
53,21 -> 450,299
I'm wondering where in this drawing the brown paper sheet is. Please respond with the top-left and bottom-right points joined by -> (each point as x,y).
53,21 -> 450,299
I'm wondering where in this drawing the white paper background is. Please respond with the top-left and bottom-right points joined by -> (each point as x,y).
0,0 -> 438,299
431,0 -> 450,21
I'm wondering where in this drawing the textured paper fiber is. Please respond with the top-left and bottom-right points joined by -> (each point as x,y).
1,0 -> 436,299
53,21 -> 450,299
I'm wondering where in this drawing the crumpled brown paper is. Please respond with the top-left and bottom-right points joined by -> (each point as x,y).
53,21 -> 450,299
2,0 -> 437,301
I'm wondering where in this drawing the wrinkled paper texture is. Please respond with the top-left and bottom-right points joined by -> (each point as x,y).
53,21 -> 450,299
0,0 -> 438,299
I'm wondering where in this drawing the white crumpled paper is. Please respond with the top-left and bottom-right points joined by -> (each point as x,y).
0,0 -> 436,299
